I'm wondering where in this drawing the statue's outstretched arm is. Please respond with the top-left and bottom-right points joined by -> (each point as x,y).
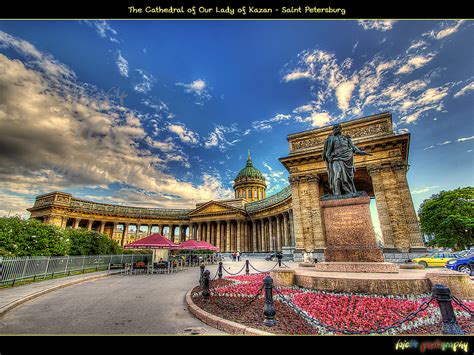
349,137 -> 372,156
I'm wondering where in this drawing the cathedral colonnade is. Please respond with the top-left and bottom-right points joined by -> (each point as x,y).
43,210 -> 294,253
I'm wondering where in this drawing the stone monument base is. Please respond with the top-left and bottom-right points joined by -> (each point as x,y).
321,193 -> 384,262
293,267 -> 474,299
313,261 -> 399,273
270,268 -> 295,287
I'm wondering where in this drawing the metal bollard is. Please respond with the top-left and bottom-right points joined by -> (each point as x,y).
218,261 -> 223,279
432,284 -> 464,335
245,259 -> 250,275
202,270 -> 210,299
263,275 -> 276,327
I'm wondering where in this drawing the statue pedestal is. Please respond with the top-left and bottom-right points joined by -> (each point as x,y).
321,193 -> 384,262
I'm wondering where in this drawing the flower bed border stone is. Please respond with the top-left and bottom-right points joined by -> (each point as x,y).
185,289 -> 273,335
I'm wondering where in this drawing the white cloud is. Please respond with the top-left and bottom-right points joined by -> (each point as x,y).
0,32 -> 234,214
307,112 -> 332,127
176,79 -> 211,105
251,113 -> 292,131
335,77 -> 358,111
168,124 -> 199,145
358,20 -> 397,32
396,55 -> 435,75
411,186 -> 440,194
425,21 -> 465,40
407,40 -> 428,52
0,31 -> 74,79
283,70 -> 312,82
204,124 -> 240,151
82,20 -> 118,43
457,136 -> 474,142
133,69 -> 155,94
116,50 -> 129,77
454,82 -> 474,98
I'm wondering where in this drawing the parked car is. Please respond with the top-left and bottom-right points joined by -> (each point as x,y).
412,252 -> 460,268
445,253 -> 474,275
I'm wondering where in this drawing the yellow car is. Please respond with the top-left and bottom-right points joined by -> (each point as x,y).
412,252 -> 460,268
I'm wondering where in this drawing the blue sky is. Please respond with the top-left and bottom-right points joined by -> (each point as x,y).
0,20 -> 472,219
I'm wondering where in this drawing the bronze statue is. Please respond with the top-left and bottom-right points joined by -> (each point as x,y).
323,124 -> 371,196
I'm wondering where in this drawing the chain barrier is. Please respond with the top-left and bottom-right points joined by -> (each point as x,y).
451,295 -> 473,315
273,285 -> 436,335
209,283 -> 265,311
222,264 -> 246,276
248,261 -> 279,274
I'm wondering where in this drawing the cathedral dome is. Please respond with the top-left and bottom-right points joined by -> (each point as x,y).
233,151 -> 266,201
235,156 -> 265,182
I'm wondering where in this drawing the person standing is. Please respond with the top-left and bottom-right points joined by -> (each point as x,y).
237,251 -> 241,262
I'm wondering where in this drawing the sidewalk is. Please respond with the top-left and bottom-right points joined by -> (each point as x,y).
0,270 -> 113,318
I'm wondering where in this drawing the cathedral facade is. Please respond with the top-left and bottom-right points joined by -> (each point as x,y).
28,112 -> 427,261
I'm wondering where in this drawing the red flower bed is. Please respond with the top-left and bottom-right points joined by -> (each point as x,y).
191,274 -> 473,335
291,292 -> 436,333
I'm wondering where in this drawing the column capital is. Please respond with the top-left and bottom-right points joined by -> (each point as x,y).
288,175 -> 300,186
301,173 -> 320,183
366,163 -> 384,175
391,160 -> 409,172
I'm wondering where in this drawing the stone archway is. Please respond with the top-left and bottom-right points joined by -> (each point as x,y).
279,112 -> 427,262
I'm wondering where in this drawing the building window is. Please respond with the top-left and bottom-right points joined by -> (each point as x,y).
248,189 -> 252,198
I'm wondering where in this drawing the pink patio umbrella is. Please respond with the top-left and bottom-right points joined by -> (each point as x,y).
196,240 -> 219,251
124,233 -> 182,249
179,239 -> 209,250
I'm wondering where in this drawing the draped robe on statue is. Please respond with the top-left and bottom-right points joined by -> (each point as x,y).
323,134 -> 363,195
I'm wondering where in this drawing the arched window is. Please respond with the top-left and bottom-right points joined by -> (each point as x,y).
248,189 -> 252,198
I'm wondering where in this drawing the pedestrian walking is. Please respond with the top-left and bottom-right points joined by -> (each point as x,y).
237,251 -> 241,262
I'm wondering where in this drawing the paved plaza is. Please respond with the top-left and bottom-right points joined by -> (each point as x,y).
0,259 -> 279,335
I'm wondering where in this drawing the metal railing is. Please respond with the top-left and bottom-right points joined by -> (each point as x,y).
0,254 -> 151,286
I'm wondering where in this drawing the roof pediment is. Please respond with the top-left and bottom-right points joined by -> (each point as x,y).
189,201 -> 244,216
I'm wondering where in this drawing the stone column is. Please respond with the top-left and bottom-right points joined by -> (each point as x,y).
260,219 -> 265,252
252,220 -> 257,252
288,176 -> 304,251
289,210 -> 295,247
99,221 -> 106,234
236,220 -> 241,252
367,164 -> 396,249
380,164 -> 411,252
266,217 -> 272,252
73,218 -> 81,229
283,213 -> 289,247
225,220 -> 231,252
216,221 -> 221,251
122,223 -> 129,246
307,174 -> 325,250
276,215 -> 282,251
86,220 -> 93,231
205,221 -> 211,244
392,161 -> 426,249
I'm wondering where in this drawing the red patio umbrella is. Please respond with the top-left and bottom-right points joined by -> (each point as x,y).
124,233 -> 182,249
196,240 -> 219,251
179,239 -> 209,250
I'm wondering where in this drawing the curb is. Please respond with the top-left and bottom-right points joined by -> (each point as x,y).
0,272 -> 113,318
185,289 -> 273,335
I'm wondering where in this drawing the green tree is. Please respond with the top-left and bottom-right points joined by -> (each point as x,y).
67,228 -> 123,255
419,187 -> 474,251
0,217 -> 69,256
